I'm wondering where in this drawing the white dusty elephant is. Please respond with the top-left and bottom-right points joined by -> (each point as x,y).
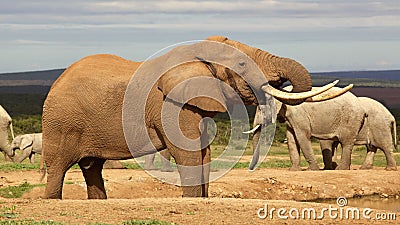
251,86 -> 365,171
144,149 -> 174,172
11,133 -> 42,163
0,105 -> 15,160
320,97 -> 397,171
41,36 -> 350,199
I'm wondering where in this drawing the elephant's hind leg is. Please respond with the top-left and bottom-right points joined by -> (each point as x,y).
360,146 -> 377,170
45,165 -> 69,199
381,145 -> 398,171
78,157 -> 107,199
44,132 -> 81,199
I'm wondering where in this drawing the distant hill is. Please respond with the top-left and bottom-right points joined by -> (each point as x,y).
0,68 -> 399,84
312,70 -> 400,81
0,69 -> 64,81
0,68 -> 399,108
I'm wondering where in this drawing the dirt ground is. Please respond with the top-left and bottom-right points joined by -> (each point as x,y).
1,165 -> 399,224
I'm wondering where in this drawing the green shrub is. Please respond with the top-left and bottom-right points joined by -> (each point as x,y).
12,114 -> 42,135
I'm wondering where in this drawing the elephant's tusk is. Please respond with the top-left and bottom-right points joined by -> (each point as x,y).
242,124 -> 261,134
262,80 -> 339,100
305,84 -> 354,102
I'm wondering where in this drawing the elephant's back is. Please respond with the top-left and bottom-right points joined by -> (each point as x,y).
358,97 -> 395,122
295,90 -> 364,137
43,54 -> 141,131
49,54 -> 140,94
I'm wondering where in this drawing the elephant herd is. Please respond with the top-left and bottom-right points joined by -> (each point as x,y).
0,105 -> 43,164
0,36 -> 398,200
250,87 -> 397,171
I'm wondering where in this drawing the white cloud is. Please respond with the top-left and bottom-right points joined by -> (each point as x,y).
376,60 -> 393,66
14,39 -> 66,45
0,0 -> 399,72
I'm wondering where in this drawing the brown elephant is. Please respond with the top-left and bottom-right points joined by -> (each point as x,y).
42,36 -> 343,199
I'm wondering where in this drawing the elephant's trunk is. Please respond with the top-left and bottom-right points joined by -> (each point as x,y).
274,57 -> 312,93
248,93 -> 276,171
0,129 -> 13,158
255,50 -> 312,94
249,122 -> 262,171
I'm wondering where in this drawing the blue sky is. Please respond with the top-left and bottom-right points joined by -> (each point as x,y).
0,0 -> 399,73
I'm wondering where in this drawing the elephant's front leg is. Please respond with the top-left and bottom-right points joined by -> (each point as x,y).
336,142 -> 355,170
293,128 -> 320,170
174,147 -> 210,197
320,140 -> 335,170
162,107 -> 211,197
286,127 -> 301,171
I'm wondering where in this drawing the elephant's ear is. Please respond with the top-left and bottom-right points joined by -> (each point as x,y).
20,136 -> 33,150
157,61 -> 228,112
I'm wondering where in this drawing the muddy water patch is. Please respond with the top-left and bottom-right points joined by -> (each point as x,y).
312,195 -> 400,211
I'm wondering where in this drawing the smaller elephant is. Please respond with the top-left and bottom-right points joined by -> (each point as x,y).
144,149 -> 174,172
250,86 -> 364,171
321,97 -> 397,171
11,133 -> 42,163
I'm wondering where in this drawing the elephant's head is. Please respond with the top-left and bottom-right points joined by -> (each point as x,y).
157,36 -> 338,113
206,36 -> 312,95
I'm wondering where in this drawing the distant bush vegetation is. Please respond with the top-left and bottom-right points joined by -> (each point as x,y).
311,75 -> 400,88
0,94 -> 398,147
0,94 -> 46,116
13,115 -> 42,135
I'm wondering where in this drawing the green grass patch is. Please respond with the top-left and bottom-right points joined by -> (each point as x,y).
0,220 -> 66,225
0,163 -> 40,171
122,162 -> 142,170
0,205 -> 17,219
0,182 -> 45,198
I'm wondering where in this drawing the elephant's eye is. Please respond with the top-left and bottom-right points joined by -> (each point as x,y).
238,62 -> 246,67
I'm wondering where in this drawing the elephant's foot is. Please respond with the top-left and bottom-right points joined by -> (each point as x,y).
307,164 -> 320,171
332,162 -> 338,170
360,164 -> 373,170
87,186 -> 107,199
289,166 -> 302,171
323,166 -> 334,170
182,185 -> 208,197
335,164 -> 350,170
385,166 -> 398,171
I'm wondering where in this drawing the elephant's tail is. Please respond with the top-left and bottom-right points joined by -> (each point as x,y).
393,119 -> 398,151
39,151 -> 46,182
